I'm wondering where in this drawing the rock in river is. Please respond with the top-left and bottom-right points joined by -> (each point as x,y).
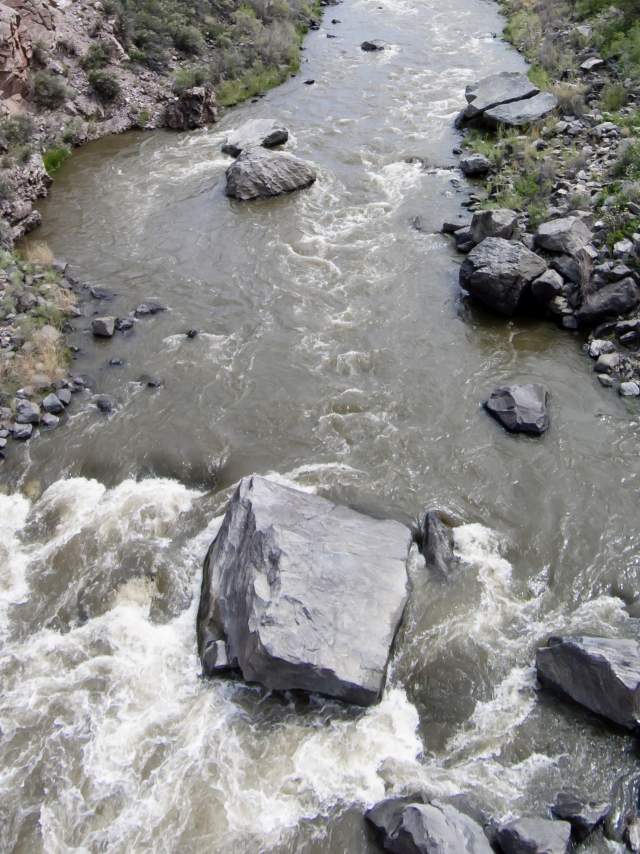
222,118 -> 289,157
459,237 -> 547,316
91,316 -> 116,338
484,383 -> 550,435
420,510 -> 457,578
164,86 -> 218,131
197,475 -> 411,705
460,153 -> 492,177
225,149 -> 317,201
483,91 -> 558,128
536,635 -> 640,730
551,792 -> 609,842
366,796 -> 493,853
361,39 -> 386,51
495,817 -> 571,854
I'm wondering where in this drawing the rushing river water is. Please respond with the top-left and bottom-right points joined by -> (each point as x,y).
2,0 -> 640,850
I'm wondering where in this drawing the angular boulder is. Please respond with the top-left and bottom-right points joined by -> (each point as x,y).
531,269 -> 565,304
575,277 -> 640,327
470,209 -> 518,244
41,393 -> 64,415
483,91 -> 558,127
221,118 -> 289,157
551,792 -> 609,842
91,316 -> 116,338
460,153 -> 491,177
366,797 -> 493,853
225,149 -> 317,201
459,238 -> 547,316
484,384 -> 549,435
495,817 -> 571,854
536,635 -> 640,730
464,72 -> 539,120
535,216 -> 592,257
15,399 -> 40,424
164,86 -> 218,131
197,475 -> 412,705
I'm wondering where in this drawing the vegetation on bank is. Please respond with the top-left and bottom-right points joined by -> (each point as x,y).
459,0 -> 640,251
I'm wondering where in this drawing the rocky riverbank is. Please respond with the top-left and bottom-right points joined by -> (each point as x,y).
448,0 -> 640,399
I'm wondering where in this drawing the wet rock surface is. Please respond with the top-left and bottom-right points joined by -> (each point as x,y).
536,636 -> 640,730
221,118 -> 289,157
495,817 -> 572,854
550,792 -> 609,842
484,383 -> 550,435
197,475 -> 411,705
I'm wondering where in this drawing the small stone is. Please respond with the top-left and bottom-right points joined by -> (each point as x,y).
587,339 -> 615,358
304,79 -> 315,85
361,39 -> 385,51
115,316 -> 136,331
91,316 -> 116,338
619,381 -> 640,397
186,329 -> 199,338
598,374 -> 615,387
135,301 -> 167,316
58,388 -> 72,406
594,352 -> 623,373
41,393 -> 64,414
108,358 -> 126,367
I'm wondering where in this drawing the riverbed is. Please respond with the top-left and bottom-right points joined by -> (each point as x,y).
1,0 -> 639,850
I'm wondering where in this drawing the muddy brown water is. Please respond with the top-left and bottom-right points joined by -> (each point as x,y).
1,0 -> 639,851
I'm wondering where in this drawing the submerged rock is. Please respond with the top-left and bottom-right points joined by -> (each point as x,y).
495,817 -> 571,854
361,39 -> 386,51
420,510 -> 457,578
225,149 -> 317,201
459,238 -> 547,316
366,797 -> 493,853
484,383 -> 549,435
197,475 -> 411,705
536,635 -> 640,730
222,118 -> 289,157
551,792 -> 609,842
464,72 -> 539,120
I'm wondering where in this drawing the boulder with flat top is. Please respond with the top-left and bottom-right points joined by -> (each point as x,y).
225,148 -> 317,200
197,475 -> 412,705
222,118 -> 289,157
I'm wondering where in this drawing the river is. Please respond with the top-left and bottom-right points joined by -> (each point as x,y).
1,0 -> 639,850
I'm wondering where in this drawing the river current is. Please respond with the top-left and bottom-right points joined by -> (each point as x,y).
2,0 -> 639,850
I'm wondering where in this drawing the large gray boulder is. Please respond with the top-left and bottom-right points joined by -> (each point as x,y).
225,149 -> 317,200
221,118 -> 289,157
483,91 -> 558,127
464,72 -> 539,120
460,153 -> 492,177
366,797 -> 493,853
575,277 -> 640,327
536,635 -> 640,730
164,86 -> 218,131
484,384 -> 549,435
197,475 -> 411,705
470,209 -> 518,244
459,237 -> 547,315
535,216 -> 592,257
495,817 -> 571,854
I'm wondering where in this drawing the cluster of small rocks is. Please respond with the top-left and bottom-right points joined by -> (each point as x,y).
90,299 -> 167,339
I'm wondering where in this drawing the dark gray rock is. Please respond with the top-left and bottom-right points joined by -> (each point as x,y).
94,394 -> 116,414
484,383 -> 549,435
11,422 -> 33,439
361,39 -> 385,51
164,86 -> 218,131
551,792 -> 609,842
535,216 -> 592,257
225,149 -> 317,201
495,817 -> 571,854
201,639 -> 233,674
135,301 -> 166,316
483,92 -> 558,128
366,797 -> 493,853
186,329 -> 199,338
57,388 -> 72,406
455,227 -> 476,253
470,209 -> 518,244
576,278 -> 640,327
40,412 -> 59,429
15,399 -> 40,424
464,72 -> 539,120
91,316 -> 116,338
222,118 -> 289,157
531,269 -> 564,304
90,286 -> 115,301
605,772 -> 640,849
420,511 -> 456,578
459,238 -> 547,316
197,475 -> 411,705
116,316 -> 136,331
537,635 -> 640,730
41,393 -> 64,415
460,153 -> 492,177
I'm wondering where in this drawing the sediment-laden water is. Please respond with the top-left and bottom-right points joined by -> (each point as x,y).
2,0 -> 639,851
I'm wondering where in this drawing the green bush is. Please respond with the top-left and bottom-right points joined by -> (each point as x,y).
88,69 -> 121,101
43,146 -> 71,175
600,82 -> 627,112
80,41 -> 113,70
173,66 -> 208,93
612,140 -> 640,181
32,71 -> 67,109
0,114 -> 34,146
0,172 -> 15,202
171,25 -> 205,55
